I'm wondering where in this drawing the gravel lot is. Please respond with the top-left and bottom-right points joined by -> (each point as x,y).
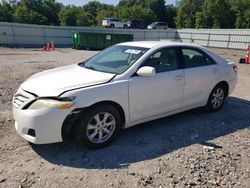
0,47 -> 249,188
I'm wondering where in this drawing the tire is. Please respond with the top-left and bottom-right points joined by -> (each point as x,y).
74,104 -> 122,148
123,24 -> 128,29
110,24 -> 115,28
206,84 -> 226,112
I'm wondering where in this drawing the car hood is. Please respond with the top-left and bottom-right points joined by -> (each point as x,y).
21,64 -> 115,96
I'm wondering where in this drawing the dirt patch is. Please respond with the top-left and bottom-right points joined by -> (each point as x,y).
0,47 -> 249,188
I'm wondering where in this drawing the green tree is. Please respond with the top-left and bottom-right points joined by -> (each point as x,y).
195,11 -> 204,28
116,5 -> 155,24
149,0 -> 167,21
176,0 -> 204,28
59,6 -> 95,26
13,2 -> 48,24
77,11 -> 95,26
96,4 -> 116,26
230,0 -> 250,28
82,1 -> 104,25
59,6 -> 78,26
165,5 -> 177,28
197,0 -> 235,28
0,0 -> 14,22
12,0 -> 62,25
83,1 -> 103,18
116,0 -> 174,25
39,0 -> 62,25
4,0 -> 249,29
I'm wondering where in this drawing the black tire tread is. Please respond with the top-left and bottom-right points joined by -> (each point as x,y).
74,104 -> 121,149
206,84 -> 226,112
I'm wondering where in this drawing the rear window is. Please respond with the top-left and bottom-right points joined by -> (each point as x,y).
182,48 -> 216,68
182,49 -> 206,68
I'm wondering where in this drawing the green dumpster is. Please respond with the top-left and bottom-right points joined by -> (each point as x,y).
72,32 -> 80,49
72,32 -> 133,50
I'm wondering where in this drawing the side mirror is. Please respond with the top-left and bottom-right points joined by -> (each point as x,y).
136,66 -> 156,77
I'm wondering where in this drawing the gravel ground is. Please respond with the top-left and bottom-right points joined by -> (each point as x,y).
0,47 -> 249,188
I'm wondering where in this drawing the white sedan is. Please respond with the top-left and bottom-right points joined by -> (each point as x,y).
13,41 -> 237,148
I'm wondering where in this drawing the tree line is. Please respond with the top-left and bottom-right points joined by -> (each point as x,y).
0,0 -> 249,28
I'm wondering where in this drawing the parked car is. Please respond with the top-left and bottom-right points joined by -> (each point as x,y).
147,22 -> 168,29
102,17 -> 127,28
13,41 -> 237,148
124,19 -> 145,29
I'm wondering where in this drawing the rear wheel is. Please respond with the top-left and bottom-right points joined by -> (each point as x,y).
206,85 -> 226,112
74,104 -> 121,148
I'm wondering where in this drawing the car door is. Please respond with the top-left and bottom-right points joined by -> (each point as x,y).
155,23 -> 161,29
181,47 -> 220,107
157,23 -> 167,29
116,19 -> 123,28
129,47 -> 184,122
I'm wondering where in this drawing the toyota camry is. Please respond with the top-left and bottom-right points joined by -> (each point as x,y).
13,41 -> 238,148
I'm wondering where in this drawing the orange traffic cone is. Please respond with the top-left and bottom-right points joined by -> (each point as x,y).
245,45 -> 249,64
51,40 -> 55,50
42,46 -> 47,51
46,42 -> 50,51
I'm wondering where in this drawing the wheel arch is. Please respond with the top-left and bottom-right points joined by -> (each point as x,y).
89,101 -> 126,124
61,100 -> 126,141
206,81 -> 229,112
214,81 -> 229,97
206,80 -> 229,105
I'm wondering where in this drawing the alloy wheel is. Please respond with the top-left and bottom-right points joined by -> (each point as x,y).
86,112 -> 116,144
211,88 -> 224,109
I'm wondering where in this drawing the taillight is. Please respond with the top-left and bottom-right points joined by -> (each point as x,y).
233,65 -> 238,73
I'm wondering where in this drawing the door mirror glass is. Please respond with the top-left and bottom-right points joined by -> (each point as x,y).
136,66 -> 156,77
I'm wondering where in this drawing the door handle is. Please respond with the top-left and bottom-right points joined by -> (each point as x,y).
174,75 -> 184,81
212,68 -> 219,73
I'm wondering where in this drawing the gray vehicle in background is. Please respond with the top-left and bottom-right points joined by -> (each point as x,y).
147,22 -> 168,29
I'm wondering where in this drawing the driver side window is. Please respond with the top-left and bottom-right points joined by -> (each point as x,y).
143,48 -> 179,73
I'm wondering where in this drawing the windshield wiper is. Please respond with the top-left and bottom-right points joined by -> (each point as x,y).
84,65 -> 97,71
81,64 -> 113,74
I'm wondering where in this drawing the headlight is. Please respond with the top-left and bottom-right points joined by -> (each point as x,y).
28,97 -> 75,110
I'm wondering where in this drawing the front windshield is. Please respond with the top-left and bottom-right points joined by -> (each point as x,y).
80,45 -> 149,74
149,22 -> 156,26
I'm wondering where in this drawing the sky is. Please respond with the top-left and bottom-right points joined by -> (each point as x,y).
57,0 -> 176,6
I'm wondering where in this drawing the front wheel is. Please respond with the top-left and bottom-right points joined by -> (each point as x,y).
206,85 -> 226,112
74,104 -> 122,148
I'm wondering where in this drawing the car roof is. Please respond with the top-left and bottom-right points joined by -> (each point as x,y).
152,22 -> 166,24
118,41 -> 202,49
129,19 -> 143,21
105,17 -> 120,20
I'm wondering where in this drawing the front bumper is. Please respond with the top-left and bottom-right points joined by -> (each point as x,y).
12,89 -> 72,144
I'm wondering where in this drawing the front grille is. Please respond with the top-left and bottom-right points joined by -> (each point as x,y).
13,94 -> 29,108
